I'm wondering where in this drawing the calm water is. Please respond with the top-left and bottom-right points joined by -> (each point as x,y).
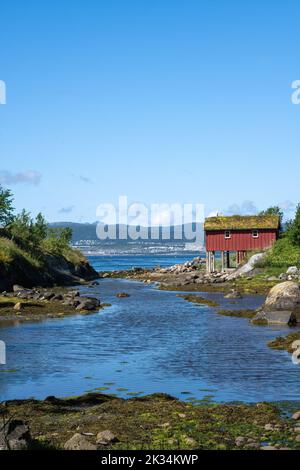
0,254 -> 300,403
89,253 -> 204,272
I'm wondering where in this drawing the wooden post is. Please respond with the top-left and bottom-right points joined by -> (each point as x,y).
212,251 -> 215,272
206,251 -> 210,273
221,251 -> 224,272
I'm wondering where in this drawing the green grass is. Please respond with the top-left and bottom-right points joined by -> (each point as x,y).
258,237 -> 300,269
0,237 -> 41,268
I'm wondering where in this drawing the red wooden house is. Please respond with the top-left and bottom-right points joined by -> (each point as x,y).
204,215 -> 279,272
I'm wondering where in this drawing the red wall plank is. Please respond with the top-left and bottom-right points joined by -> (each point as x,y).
206,230 -> 277,251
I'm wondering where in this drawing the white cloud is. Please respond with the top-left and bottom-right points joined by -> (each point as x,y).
59,206 -> 74,214
0,170 -> 42,186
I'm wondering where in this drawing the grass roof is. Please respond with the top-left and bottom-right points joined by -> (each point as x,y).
204,215 -> 279,231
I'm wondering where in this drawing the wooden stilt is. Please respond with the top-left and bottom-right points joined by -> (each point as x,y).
212,251 -> 215,272
221,251 -> 224,272
226,251 -> 230,269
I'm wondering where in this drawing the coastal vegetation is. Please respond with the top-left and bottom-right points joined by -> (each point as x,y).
2,392 -> 300,450
0,185 -> 97,291
268,332 -> 300,353
177,294 -> 219,308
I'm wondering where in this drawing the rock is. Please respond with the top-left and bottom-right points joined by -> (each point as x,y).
260,445 -> 278,450
251,310 -> 268,325
13,302 -> 23,312
116,293 -> 130,298
224,289 -> 243,299
51,294 -> 64,302
227,253 -> 266,280
264,423 -> 274,431
96,430 -> 118,445
64,433 -> 97,450
40,292 -> 56,301
76,297 -> 100,311
287,266 -> 299,275
185,436 -> 197,446
13,285 -> 24,293
252,309 -> 296,326
292,411 -> 300,420
263,282 -> 300,312
235,436 -> 245,446
0,420 -> 32,450
295,435 -> 300,443
16,289 -> 35,299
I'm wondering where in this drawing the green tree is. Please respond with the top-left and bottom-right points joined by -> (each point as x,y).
0,185 -> 14,227
9,209 -> 33,245
259,206 -> 284,232
43,227 -> 73,254
288,204 -> 300,246
33,212 -> 48,242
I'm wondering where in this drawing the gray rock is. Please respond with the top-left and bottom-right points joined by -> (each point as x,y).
252,310 -> 296,326
51,294 -> 64,302
96,430 -> 118,445
224,289 -> 243,299
292,410 -> 300,420
287,266 -> 299,275
40,292 -> 56,301
13,302 -> 23,312
264,423 -> 275,431
13,285 -> 24,293
227,253 -> 266,280
16,289 -> 35,299
263,282 -> 300,312
64,433 -> 97,450
0,420 -> 32,450
235,436 -> 245,446
76,297 -> 100,311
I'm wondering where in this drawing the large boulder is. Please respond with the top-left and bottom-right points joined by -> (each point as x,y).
252,281 -> 300,326
0,420 -> 32,450
227,253 -> 266,280
263,282 -> 300,311
64,433 -> 97,450
76,297 -> 100,311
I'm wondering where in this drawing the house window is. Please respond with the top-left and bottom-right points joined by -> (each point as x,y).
252,230 -> 259,238
224,231 -> 231,239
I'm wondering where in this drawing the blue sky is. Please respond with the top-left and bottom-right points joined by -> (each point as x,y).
0,0 -> 299,223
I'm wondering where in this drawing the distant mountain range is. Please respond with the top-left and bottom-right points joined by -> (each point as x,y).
49,222 -> 204,252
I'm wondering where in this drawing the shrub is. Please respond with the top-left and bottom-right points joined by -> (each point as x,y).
262,237 -> 300,269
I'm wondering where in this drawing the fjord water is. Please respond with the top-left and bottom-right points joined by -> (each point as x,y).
88,252 -> 201,272
1,254 -> 300,403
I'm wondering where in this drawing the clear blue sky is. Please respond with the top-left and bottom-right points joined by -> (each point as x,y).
0,0 -> 299,223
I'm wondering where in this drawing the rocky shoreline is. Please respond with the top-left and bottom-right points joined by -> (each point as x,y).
0,282 -> 107,325
1,256 -> 300,451
2,392 -> 300,450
